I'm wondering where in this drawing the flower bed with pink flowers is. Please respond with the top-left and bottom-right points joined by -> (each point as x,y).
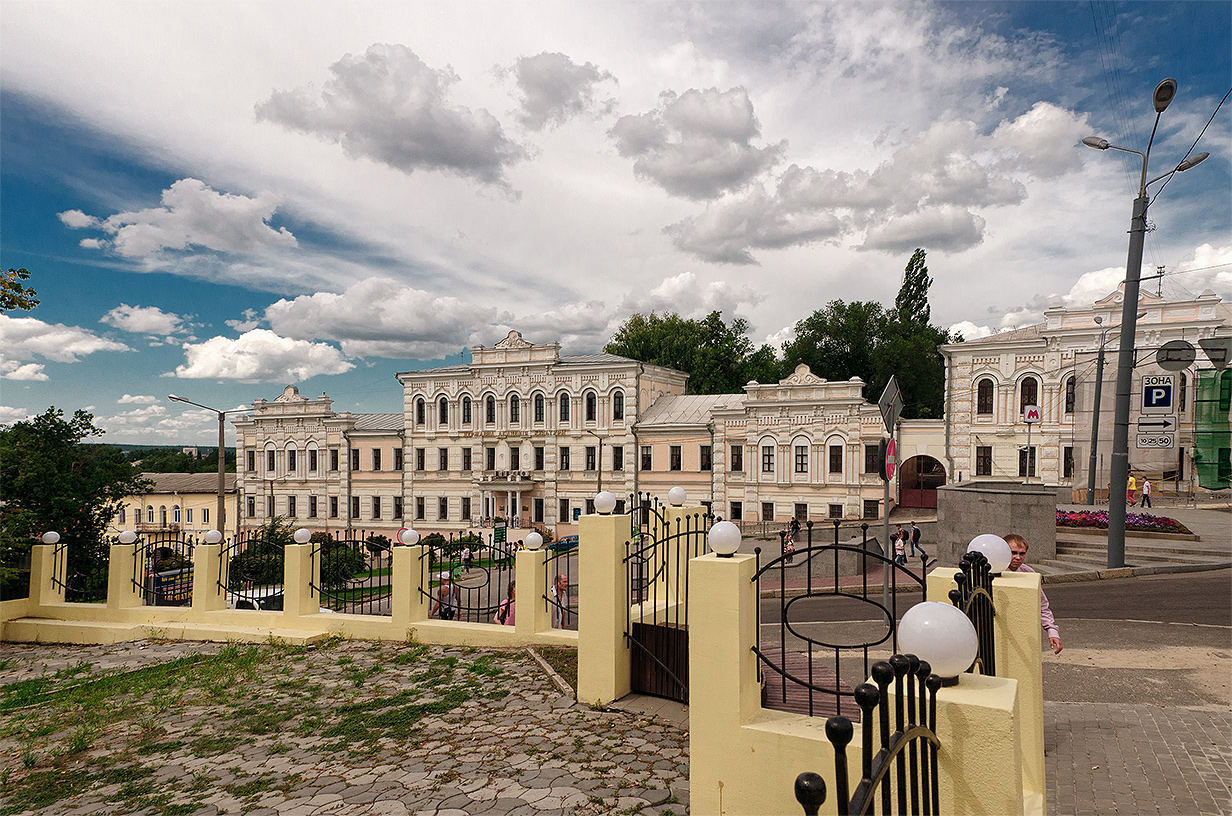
1056,509 -> 1193,535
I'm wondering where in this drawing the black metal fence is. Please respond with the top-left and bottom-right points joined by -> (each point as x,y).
133,531 -> 194,606
795,654 -> 942,816
542,543 -> 577,631
311,532 -> 392,615
418,531 -> 510,624
220,528 -> 285,611
50,536 -> 109,603
949,551 -> 997,677
754,520 -> 930,719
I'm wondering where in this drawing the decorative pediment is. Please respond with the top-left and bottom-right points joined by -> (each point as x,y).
780,363 -> 827,386
495,330 -> 533,349
274,385 -> 307,403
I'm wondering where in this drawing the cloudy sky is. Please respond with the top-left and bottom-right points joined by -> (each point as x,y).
2,1 -> 1229,444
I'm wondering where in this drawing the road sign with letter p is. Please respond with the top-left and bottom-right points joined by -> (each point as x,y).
1140,374 -> 1174,415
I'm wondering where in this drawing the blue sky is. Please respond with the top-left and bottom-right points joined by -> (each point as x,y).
2,0 -> 1229,444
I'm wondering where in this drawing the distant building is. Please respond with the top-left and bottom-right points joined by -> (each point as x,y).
110,472 -> 238,540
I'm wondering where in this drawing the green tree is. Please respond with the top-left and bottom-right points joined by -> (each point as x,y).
1,408 -> 149,596
1,268 -> 39,311
781,300 -> 889,387
893,248 -> 931,327
127,446 -> 236,473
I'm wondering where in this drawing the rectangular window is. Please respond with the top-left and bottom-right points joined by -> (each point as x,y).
585,446 -> 596,471
372,496 -> 381,519
371,449 -> 381,471
730,445 -> 743,472
1018,447 -> 1036,478
976,446 -> 993,476
829,445 -> 843,474
461,497 -> 471,520
1063,446 -> 1075,478
309,496 -> 318,518
560,446 -> 571,471
287,449 -> 297,473
559,498 -> 570,523
246,450 -> 255,472
863,499 -> 879,519
438,497 -> 448,520
350,449 -> 360,471
393,448 -> 403,471
330,449 -> 339,471
330,496 -> 338,518
416,448 -> 426,471
288,496 -> 297,517
612,445 -> 624,471
186,508 -> 193,524
462,448 -> 473,471
439,447 -> 449,470
534,446 -> 545,470
416,497 -> 425,520
511,446 -> 521,471
585,498 -> 595,515
351,496 -> 360,519
761,502 -> 774,522
533,498 -> 544,523
202,508 -> 209,525
393,496 -> 403,519
486,447 -> 496,470
829,503 -> 843,519
640,445 -> 652,471
794,445 -> 808,474
267,449 -> 276,472
309,448 -> 318,472
247,497 -> 256,518
794,503 -> 807,521
730,501 -> 743,520
700,445 -> 712,472
761,445 -> 774,473
864,444 -> 880,474
267,496 -> 275,518
670,445 -> 682,471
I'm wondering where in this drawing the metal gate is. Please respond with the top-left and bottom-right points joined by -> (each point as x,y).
624,495 -> 709,703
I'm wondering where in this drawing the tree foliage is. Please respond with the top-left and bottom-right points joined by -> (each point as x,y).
1,268 -> 39,312
127,446 -> 236,473
1,408 -> 149,594
604,310 -> 779,394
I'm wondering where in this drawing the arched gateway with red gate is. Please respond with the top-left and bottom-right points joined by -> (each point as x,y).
898,455 -> 947,509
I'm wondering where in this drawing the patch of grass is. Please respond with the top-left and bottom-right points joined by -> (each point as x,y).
0,766 -> 94,813
191,733 -> 242,756
535,646 -> 578,692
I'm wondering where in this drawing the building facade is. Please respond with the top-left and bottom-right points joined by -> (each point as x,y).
109,472 -> 238,540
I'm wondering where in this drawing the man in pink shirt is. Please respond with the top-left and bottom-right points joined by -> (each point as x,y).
1004,533 -> 1062,654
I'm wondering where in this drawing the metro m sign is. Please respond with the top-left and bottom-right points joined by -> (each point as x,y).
1022,405 -> 1041,424
1141,374 -> 1174,415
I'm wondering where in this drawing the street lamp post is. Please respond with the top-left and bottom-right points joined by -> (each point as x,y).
168,395 -> 245,538
1086,317 -> 1109,506
1081,78 -> 1209,568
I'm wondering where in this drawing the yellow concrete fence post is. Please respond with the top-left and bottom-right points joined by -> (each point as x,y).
191,542 -> 227,613
391,544 -> 430,630
107,543 -> 145,610
29,543 -> 65,609
688,550 -> 762,815
515,548 -> 551,636
283,542 -> 319,619
577,509 -> 632,707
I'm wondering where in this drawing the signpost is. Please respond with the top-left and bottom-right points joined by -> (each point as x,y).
876,377 -> 903,623
1140,374 -> 1174,414
1023,405 -> 1040,482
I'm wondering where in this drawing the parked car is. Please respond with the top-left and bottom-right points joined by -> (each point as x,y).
549,535 -> 578,552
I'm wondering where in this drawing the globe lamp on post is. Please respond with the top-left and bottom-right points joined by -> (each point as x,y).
898,601 -> 979,686
594,491 -> 617,515
293,528 -> 312,545
397,527 -> 420,546
524,532 -> 544,551
966,534 -> 1013,575
667,486 -> 687,507
708,520 -> 741,558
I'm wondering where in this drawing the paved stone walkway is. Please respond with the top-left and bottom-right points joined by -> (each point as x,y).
0,640 -> 688,816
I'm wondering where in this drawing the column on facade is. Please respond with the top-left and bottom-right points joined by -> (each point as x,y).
515,490 -> 521,524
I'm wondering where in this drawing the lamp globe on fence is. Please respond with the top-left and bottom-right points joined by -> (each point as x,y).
118,530 -> 137,545
397,527 -> 420,546
524,532 -> 544,551
966,534 -> 1012,574
898,601 -> 978,686
708,520 -> 742,558
204,529 -> 223,545
293,528 -> 312,544
41,531 -> 60,545
667,486 -> 687,506
594,491 -> 617,515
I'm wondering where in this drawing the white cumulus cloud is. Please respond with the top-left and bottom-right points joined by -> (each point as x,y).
118,394 -> 159,404
101,304 -> 188,336
0,361 -> 49,381
174,329 -> 354,381
506,51 -> 616,131
0,406 -> 35,426
0,314 -> 132,363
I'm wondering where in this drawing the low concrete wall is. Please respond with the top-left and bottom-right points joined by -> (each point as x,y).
937,482 -> 1057,565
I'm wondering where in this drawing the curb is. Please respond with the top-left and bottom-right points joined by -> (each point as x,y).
526,645 -> 576,699
1040,561 -> 1232,584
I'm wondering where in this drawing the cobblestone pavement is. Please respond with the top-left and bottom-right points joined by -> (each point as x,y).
0,639 -> 688,816
1045,702 -> 1232,816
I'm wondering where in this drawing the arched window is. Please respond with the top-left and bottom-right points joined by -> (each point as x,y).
1019,377 -> 1039,415
559,392 -> 571,422
1064,376 -> 1076,414
286,446 -> 297,474
585,391 -> 597,422
533,393 -> 545,422
1179,372 -> 1187,413
510,394 -> 520,423
438,397 -> 449,426
173,505 -> 181,524
613,391 -> 624,421
146,506 -> 154,524
976,379 -> 994,415
462,396 -> 472,424
415,398 -> 426,425
486,395 -> 496,424
159,506 -> 168,526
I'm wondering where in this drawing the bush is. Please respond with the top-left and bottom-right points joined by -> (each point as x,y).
319,540 -> 366,590
1055,510 -> 1192,535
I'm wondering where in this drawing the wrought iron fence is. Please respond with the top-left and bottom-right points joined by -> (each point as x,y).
542,542 -> 577,631
795,654 -> 942,816
133,531 -> 194,606
310,531 -> 392,615
949,551 -> 997,676
50,536 -> 109,603
0,545 -> 31,600
754,520 -> 930,719
220,528 -> 285,611
418,531 -> 509,624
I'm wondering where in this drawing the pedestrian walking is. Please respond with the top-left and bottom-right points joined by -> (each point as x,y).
893,526 -> 906,565
1127,474 -> 1137,505
1139,479 -> 1152,508
431,575 -> 459,621
462,544 -> 473,572
495,581 -> 516,626
1005,533 -> 1062,654
909,521 -> 929,560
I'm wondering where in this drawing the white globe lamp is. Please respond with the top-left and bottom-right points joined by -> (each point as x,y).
398,527 -> 421,546
118,530 -> 137,545
594,491 -> 617,515
41,531 -> 60,545
667,486 -> 687,506
966,534 -> 1013,574
898,601 -> 979,685
204,529 -> 223,545
708,520 -> 742,557
524,532 -> 544,551
293,528 -> 312,544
